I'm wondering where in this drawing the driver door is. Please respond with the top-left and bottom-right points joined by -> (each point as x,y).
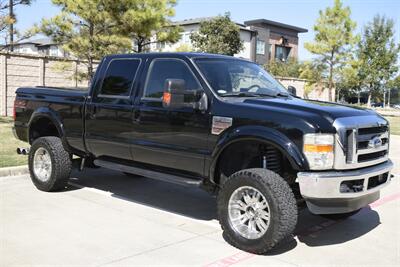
130,57 -> 210,176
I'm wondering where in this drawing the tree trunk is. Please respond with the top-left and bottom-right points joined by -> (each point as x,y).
367,93 -> 372,107
383,88 -> 386,108
87,58 -> 94,85
9,0 -> 14,52
328,64 -> 333,102
336,89 -> 340,102
387,88 -> 391,108
357,89 -> 360,105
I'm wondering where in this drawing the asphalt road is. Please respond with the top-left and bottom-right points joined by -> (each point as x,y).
1,136 -> 399,266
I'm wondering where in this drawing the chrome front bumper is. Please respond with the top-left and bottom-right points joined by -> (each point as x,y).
298,160 -> 393,214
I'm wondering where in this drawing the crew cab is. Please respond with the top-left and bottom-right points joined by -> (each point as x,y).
13,53 -> 393,254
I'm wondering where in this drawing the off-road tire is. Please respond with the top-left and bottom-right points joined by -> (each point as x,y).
28,136 -> 72,191
320,209 -> 361,220
217,168 -> 297,254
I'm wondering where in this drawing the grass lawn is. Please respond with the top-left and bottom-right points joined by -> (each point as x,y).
385,116 -> 400,136
0,117 -> 28,168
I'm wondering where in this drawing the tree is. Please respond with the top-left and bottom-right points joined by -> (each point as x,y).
265,58 -> 302,78
106,0 -> 181,53
357,15 -> 400,107
190,14 -> 243,56
37,0 -> 132,80
305,0 -> 357,102
174,44 -> 191,52
387,75 -> 400,105
336,57 -> 362,103
299,60 -> 327,98
0,0 -> 33,48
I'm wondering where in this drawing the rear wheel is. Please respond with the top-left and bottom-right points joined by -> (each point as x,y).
217,168 -> 297,254
28,137 -> 72,192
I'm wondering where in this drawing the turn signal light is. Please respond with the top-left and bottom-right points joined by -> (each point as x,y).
303,144 -> 333,153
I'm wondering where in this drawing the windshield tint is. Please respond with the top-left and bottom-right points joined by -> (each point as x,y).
194,58 -> 288,97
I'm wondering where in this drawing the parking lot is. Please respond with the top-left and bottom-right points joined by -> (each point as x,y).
1,137 -> 399,266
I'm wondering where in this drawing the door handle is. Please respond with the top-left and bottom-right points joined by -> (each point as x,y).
133,109 -> 140,123
88,105 -> 97,119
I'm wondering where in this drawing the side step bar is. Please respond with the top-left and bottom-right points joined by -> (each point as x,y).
93,159 -> 202,187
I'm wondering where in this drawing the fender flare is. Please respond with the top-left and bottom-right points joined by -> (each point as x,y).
28,107 -> 72,152
209,125 -> 308,183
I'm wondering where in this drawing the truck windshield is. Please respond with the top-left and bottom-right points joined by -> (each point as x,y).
194,58 -> 289,97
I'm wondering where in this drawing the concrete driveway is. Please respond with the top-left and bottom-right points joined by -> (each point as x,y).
1,137 -> 400,266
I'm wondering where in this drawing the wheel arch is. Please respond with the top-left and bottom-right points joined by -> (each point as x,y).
209,125 -> 307,184
28,107 -> 72,153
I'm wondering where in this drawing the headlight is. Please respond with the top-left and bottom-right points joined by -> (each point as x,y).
303,133 -> 334,170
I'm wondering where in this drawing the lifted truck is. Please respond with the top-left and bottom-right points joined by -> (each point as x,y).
13,53 -> 393,254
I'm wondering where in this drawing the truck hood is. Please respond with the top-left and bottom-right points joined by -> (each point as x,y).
241,97 -> 376,122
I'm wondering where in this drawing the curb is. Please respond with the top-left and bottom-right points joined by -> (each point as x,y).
0,165 -> 29,177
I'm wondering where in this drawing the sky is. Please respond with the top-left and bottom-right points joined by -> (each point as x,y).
12,0 -> 400,60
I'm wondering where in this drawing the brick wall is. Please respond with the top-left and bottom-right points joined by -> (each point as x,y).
0,52 -> 93,116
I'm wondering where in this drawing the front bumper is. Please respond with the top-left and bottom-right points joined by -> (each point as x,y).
298,160 -> 393,214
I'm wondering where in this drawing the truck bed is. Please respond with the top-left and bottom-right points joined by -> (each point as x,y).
14,86 -> 89,153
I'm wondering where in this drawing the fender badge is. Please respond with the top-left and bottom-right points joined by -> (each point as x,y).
212,116 -> 233,135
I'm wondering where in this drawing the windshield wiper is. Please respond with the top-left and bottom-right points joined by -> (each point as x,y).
221,92 -> 276,97
276,92 -> 289,97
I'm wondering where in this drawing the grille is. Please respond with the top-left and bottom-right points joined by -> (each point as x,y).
346,126 -> 389,166
333,115 -> 390,170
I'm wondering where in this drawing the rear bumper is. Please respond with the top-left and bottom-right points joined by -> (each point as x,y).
297,160 -> 393,214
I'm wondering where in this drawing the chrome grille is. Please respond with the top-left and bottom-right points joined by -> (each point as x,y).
333,115 -> 389,170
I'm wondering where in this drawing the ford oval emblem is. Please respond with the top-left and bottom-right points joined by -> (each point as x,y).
368,136 -> 382,149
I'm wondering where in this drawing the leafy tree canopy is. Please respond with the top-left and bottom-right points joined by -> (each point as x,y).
37,0 -> 133,79
265,58 -> 302,78
357,15 -> 400,105
190,13 -> 243,56
305,0 -> 357,101
0,0 -> 34,45
105,0 -> 181,53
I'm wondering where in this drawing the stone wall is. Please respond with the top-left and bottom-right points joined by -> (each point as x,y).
0,52 -> 92,116
277,76 -> 335,101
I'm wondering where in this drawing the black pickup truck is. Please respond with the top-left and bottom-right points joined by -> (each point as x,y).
13,53 -> 393,254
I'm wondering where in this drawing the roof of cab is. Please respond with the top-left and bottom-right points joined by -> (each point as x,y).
105,52 -> 243,60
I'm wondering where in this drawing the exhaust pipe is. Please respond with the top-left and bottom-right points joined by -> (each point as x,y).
16,147 -> 30,155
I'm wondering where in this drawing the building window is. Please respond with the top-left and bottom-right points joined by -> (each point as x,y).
256,40 -> 265,55
180,32 -> 191,44
156,42 -> 166,51
275,45 -> 291,62
268,44 -> 272,60
50,46 -> 58,56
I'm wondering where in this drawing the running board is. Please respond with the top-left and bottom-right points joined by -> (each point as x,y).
93,159 -> 202,187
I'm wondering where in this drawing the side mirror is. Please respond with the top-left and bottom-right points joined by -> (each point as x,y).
287,85 -> 296,96
162,79 -> 186,109
162,79 -> 208,111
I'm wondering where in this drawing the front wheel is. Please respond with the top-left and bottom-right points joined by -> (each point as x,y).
217,168 -> 297,254
28,136 -> 72,192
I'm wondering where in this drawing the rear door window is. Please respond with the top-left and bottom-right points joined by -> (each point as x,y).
99,59 -> 141,97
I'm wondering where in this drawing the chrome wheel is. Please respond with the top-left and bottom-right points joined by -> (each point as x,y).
228,186 -> 271,239
33,147 -> 52,182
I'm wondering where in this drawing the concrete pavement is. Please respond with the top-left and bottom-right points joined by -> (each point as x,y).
1,136 -> 399,266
